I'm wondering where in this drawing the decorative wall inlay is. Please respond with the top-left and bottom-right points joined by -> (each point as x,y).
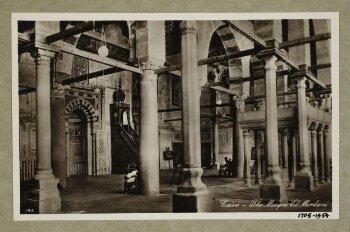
68,121 -> 88,176
65,98 -> 98,121
72,55 -> 89,77
97,129 -> 110,174
19,122 -> 37,181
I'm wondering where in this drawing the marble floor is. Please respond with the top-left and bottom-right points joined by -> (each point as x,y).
60,169 -> 332,213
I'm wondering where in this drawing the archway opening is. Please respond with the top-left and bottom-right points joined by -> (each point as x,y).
65,98 -> 98,176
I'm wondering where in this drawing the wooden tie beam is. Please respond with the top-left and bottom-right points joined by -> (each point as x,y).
279,33 -> 331,49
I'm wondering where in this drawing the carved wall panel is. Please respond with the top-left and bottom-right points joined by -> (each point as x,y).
68,121 -> 88,176
97,129 -> 110,174
19,115 -> 37,182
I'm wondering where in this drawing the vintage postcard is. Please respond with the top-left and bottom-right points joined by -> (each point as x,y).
12,13 -> 339,220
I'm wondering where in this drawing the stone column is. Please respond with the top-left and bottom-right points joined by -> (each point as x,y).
294,77 -> 314,191
28,49 -> 61,213
255,130 -> 263,185
139,60 -> 160,196
65,122 -> 70,176
323,126 -> 330,182
87,121 -> 93,175
282,129 -> 289,186
213,115 -> 220,169
289,130 -> 297,188
234,99 -> 244,178
325,94 -> 332,113
318,124 -> 325,184
310,122 -> 319,186
173,21 -> 211,212
259,53 -> 286,202
243,129 -> 251,187
261,131 -> 266,178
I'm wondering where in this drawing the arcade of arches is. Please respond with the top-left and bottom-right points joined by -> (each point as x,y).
18,19 -> 332,213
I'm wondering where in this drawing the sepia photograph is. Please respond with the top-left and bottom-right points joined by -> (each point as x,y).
12,13 -> 338,220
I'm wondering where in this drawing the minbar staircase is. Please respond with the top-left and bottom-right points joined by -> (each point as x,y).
111,123 -> 139,174
119,124 -> 139,155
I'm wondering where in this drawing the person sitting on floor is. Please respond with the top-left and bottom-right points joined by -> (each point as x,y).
219,157 -> 230,176
123,169 -> 138,195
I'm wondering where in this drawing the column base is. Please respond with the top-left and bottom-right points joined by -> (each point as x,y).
281,168 -> 290,187
244,178 -> 252,188
319,177 -> 325,184
255,179 -> 262,185
27,174 -> 61,214
260,173 -> 287,202
288,179 -> 295,189
295,173 -> 314,191
260,184 -> 287,202
173,190 -> 213,212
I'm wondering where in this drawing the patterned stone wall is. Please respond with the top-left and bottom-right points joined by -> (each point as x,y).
19,115 -> 37,181
97,129 -> 110,174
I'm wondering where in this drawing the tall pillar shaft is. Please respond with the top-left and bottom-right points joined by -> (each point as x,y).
234,101 -> 244,178
310,126 -> 319,185
173,21 -> 211,212
243,130 -> 251,187
255,130 -> 263,185
139,60 -> 160,196
213,117 -> 219,168
318,125 -> 325,183
282,129 -> 289,169
282,129 -> 290,186
295,77 -> 314,190
290,130 -> 297,188
265,56 -> 280,178
324,128 -> 330,182
36,54 -> 52,173
28,49 -> 61,214
259,54 -> 286,201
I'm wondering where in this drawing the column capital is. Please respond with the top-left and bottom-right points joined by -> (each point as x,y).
309,121 -> 319,131
140,59 -> 161,81
281,128 -> 289,135
31,48 -> 55,65
290,64 -> 316,85
256,39 -> 287,63
51,83 -> 69,98
323,125 -> 330,134
310,130 -> 317,136
317,123 -> 325,133
260,55 -> 278,71
243,129 -> 250,137
140,59 -> 161,71
179,20 -> 197,34
255,129 -> 264,138
295,76 -> 307,88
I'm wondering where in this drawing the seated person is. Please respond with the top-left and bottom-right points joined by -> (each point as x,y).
227,158 -> 233,176
219,157 -> 229,176
123,170 -> 138,195
127,162 -> 137,173
219,157 -> 234,176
